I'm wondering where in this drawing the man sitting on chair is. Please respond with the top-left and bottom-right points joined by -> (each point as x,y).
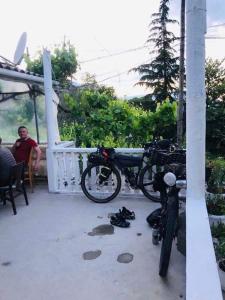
12,126 -> 42,173
0,137 -> 16,187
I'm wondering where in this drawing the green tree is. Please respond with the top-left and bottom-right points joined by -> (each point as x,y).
129,95 -> 157,111
131,0 -> 179,103
205,58 -> 225,154
206,58 -> 225,105
25,41 -> 78,86
152,100 -> 177,139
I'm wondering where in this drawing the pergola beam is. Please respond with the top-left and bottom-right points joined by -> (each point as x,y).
0,67 -> 59,86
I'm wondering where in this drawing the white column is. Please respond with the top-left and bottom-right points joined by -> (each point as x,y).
43,49 -> 57,192
43,49 -> 56,148
186,1 -> 223,299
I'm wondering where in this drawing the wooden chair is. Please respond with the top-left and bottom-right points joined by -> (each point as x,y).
0,162 -> 29,215
24,149 -> 34,192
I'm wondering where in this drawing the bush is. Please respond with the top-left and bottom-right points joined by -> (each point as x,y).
215,238 -> 225,261
207,157 -> 225,193
211,222 -> 225,239
207,194 -> 225,215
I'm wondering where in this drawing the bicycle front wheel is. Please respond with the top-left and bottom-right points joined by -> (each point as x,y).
81,163 -> 121,203
159,197 -> 178,277
139,164 -> 162,202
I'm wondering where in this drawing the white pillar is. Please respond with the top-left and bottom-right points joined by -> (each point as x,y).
186,1 -> 223,299
43,49 -> 56,149
43,49 -> 57,192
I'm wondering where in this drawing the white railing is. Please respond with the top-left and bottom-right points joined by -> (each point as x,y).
49,143 -> 145,195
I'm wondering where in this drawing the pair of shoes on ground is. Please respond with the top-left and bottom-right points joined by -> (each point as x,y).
110,207 -> 135,228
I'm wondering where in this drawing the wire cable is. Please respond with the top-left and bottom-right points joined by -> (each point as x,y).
79,45 -> 148,64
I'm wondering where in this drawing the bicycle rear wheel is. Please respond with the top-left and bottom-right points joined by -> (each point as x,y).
139,164 -> 163,202
159,197 -> 178,277
81,163 -> 121,203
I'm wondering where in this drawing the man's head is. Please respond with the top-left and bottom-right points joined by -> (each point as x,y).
18,126 -> 28,140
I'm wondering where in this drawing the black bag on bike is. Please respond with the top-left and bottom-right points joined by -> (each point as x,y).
99,166 -> 112,183
88,147 -> 116,163
144,139 -> 172,151
88,152 -> 105,164
151,151 -> 170,166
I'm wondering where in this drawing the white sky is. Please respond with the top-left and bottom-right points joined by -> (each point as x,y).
1,0 -> 225,98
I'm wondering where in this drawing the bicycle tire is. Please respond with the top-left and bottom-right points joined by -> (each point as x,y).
139,164 -> 162,202
159,197 -> 178,277
81,163 -> 121,203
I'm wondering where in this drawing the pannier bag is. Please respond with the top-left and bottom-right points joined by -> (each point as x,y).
88,147 -> 115,164
99,166 -> 112,183
88,152 -> 105,164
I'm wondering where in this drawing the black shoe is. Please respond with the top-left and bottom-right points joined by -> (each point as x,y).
117,207 -> 135,220
110,215 -> 130,228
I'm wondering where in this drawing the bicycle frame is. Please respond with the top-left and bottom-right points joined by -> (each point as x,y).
81,143 -> 186,203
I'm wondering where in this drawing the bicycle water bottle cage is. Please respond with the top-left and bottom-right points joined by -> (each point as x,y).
99,166 -> 112,183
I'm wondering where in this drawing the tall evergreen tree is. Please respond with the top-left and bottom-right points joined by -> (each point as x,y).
132,0 -> 179,103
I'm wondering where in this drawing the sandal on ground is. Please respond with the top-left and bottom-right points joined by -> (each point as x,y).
110,215 -> 130,228
117,206 -> 135,220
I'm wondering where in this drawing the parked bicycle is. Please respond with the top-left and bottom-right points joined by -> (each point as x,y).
147,160 -> 186,277
80,140 -> 185,203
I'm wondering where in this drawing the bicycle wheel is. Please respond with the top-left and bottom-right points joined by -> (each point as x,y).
159,197 -> 178,277
139,164 -> 162,202
81,163 -> 121,203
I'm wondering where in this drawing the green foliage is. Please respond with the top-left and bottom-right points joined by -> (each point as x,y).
206,99 -> 225,155
206,58 -> 225,104
206,58 -> 225,155
207,194 -> 225,215
59,84 -> 177,147
151,100 -> 177,139
25,41 -> 78,86
207,157 -> 225,193
211,222 -> 225,240
131,0 -> 179,103
3,99 -> 34,124
129,95 -> 157,111
215,239 -> 225,261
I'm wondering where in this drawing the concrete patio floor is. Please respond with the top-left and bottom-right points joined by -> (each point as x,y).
0,184 -> 185,300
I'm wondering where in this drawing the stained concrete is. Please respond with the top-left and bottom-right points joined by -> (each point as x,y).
83,250 -> 102,260
117,253 -> 134,263
0,184 -> 185,300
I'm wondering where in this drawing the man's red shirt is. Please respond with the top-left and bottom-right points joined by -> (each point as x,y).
14,138 -> 37,165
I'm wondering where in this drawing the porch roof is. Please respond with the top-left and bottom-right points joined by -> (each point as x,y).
0,62 -> 59,86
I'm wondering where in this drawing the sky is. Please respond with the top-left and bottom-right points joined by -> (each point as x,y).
1,0 -> 225,98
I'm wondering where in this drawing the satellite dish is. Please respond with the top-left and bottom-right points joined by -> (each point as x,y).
13,32 -> 27,65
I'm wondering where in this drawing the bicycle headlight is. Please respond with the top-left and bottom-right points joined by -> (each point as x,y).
163,172 -> 176,186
